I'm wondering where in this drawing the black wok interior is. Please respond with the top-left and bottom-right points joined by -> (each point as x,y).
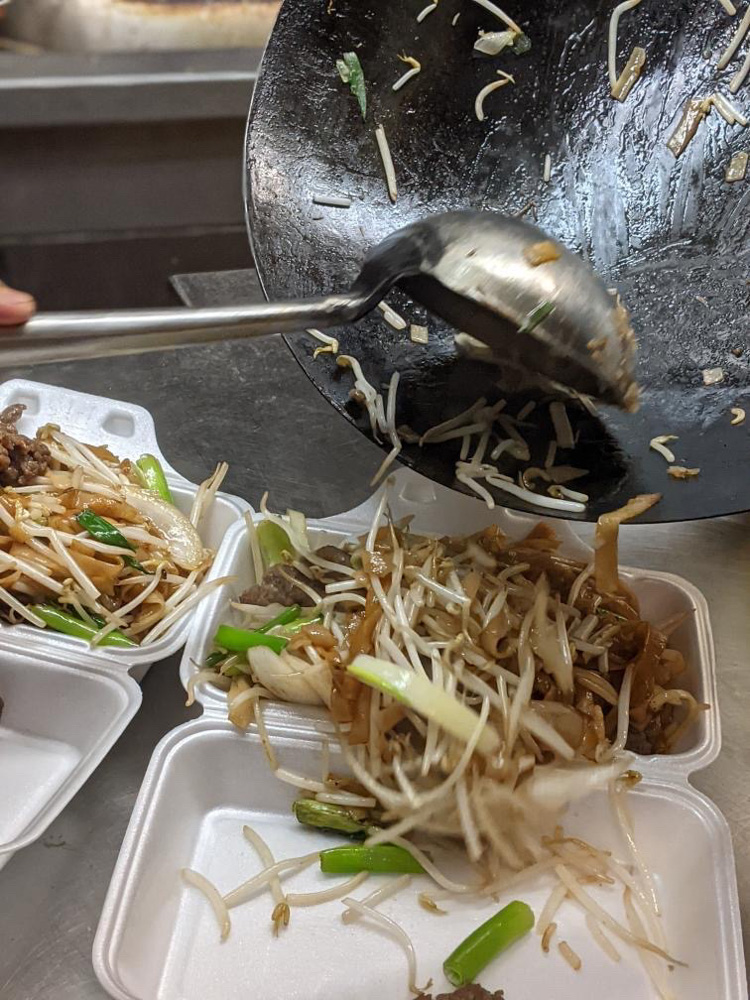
246,0 -> 750,522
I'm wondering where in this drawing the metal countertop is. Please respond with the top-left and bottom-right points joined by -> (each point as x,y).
0,329 -> 747,998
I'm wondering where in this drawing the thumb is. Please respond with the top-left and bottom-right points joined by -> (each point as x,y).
0,281 -> 36,326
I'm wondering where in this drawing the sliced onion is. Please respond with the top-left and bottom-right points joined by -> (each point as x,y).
123,485 -> 207,571
247,646 -> 331,706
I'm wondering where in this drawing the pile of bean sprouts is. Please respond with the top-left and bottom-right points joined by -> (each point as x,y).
0,421 -> 228,646
336,350 -> 600,514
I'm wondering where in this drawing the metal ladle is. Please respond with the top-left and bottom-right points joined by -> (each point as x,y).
3,211 -> 637,408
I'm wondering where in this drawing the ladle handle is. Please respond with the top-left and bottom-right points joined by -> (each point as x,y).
0,295 -> 357,368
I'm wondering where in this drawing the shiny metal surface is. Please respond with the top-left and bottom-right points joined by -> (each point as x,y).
3,0 -> 278,53
6,299 -> 355,367
373,212 -> 637,408
0,334 -> 747,998
10,212 -> 632,406
0,49 -> 261,128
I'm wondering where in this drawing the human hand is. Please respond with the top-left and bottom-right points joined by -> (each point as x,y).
0,282 -> 35,326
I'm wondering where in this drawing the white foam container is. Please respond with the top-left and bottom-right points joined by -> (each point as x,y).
94,467 -> 747,1000
0,380 -> 249,869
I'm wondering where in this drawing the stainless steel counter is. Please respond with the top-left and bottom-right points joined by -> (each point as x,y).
0,334 -> 747,998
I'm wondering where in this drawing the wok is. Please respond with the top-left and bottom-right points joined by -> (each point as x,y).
245,0 -> 750,522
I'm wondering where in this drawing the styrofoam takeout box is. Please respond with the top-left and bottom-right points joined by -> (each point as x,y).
94,467 -> 747,1000
0,380 -> 249,869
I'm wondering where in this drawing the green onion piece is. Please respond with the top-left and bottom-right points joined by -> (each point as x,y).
279,613 -> 323,635
77,510 -> 135,551
256,520 -> 293,569
336,58 -> 350,82
207,651 -> 250,677
348,655 -> 501,758
518,300 -> 555,334
256,604 -> 301,633
76,510 -> 148,572
136,454 -> 174,504
443,900 -> 534,987
319,844 -> 424,875
123,555 -> 148,573
214,623 -> 287,654
222,655 -> 251,678
293,799 -> 372,837
31,604 -> 137,648
336,51 -> 367,119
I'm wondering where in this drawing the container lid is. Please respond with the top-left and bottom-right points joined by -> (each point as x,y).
0,379 -> 248,860
94,467 -> 744,1000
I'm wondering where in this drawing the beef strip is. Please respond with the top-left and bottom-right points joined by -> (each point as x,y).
0,404 -> 50,487
238,544 -> 350,607
423,987 -> 504,1000
316,544 -> 352,567
239,565 -> 319,607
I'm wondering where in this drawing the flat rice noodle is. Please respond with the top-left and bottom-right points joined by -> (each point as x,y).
592,591 -> 640,621
324,589 -> 373,729
330,665 -> 359,721
501,545 -> 639,619
58,488 -> 85,511
70,549 -> 122,595
620,622 -> 668,710
498,548 -> 583,593
463,570 -> 481,601
349,684 -> 371,745
10,542 -> 60,575
8,522 -> 30,544
576,690 -> 606,758
331,661 -> 372,744
481,607 -> 512,655
228,677 -> 255,729
379,703 -> 406,734
362,548 -> 392,576
84,442 -> 119,463
69,539 -> 121,566
48,512 -> 81,532
533,700 -> 584,749
477,524 -> 509,555
594,494 -> 661,595
517,522 -> 562,552
660,647 -> 686,680
82,496 -> 142,522
347,598 -> 382,660
287,623 -> 338,652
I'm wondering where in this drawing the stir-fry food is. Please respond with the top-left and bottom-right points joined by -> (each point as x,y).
0,405 -> 228,647
186,492 -> 703,996
199,495 -> 702,759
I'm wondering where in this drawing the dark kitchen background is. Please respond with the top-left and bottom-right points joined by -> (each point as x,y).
0,0 -> 279,309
